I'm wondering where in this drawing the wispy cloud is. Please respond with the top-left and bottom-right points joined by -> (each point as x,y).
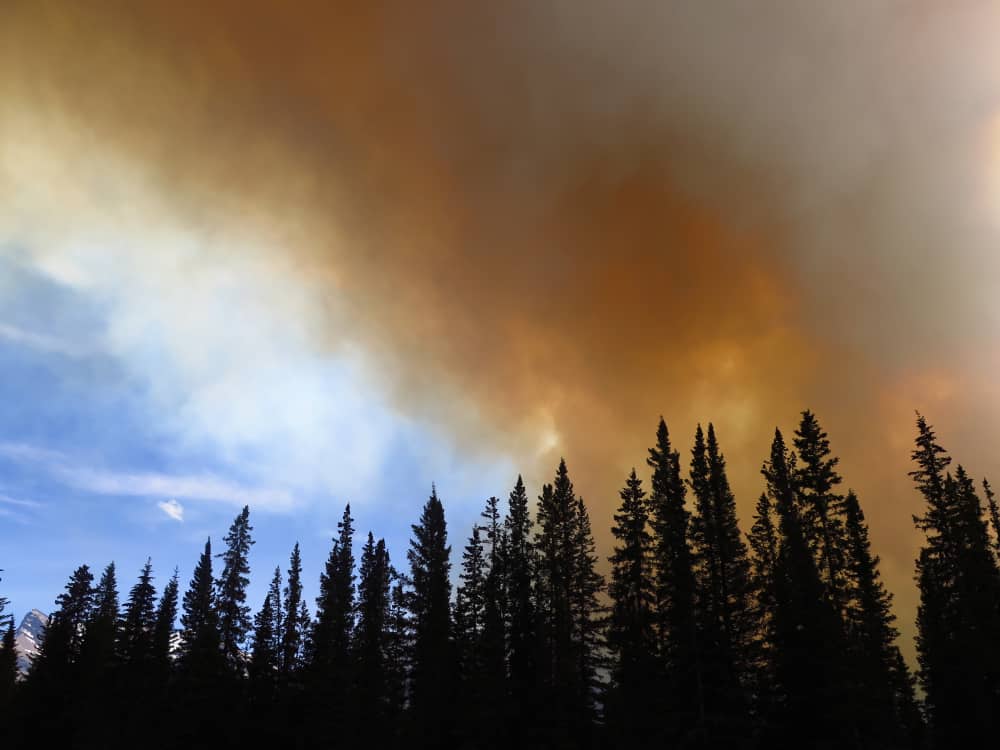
157,498 -> 184,521
0,493 -> 41,509
0,441 -> 294,512
0,322 -> 87,358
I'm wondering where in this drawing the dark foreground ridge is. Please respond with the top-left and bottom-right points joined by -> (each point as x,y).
1,411 -> 997,749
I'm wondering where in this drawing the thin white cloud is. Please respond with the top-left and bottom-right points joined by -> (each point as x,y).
0,441 -> 294,512
0,322 -> 86,357
157,498 -> 184,522
0,493 -> 41,508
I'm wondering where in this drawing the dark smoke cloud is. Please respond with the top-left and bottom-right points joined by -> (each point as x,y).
5,0 -> 1000,657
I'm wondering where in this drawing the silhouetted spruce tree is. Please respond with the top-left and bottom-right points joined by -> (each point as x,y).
74,562 -> 121,747
647,419 -> 702,742
793,411 -> 848,617
354,533 -> 393,743
503,474 -> 538,734
25,564 -> 94,743
119,559 -> 157,665
118,559 -> 160,742
455,524 -> 487,671
280,542 -> 308,677
841,490 -> 922,747
176,539 -> 225,746
688,424 -> 757,739
266,566 -> 283,670
535,462 -> 579,745
278,542 -> 310,746
761,428 -> 845,745
478,495 -> 509,747
247,591 -> 280,743
215,505 -> 254,670
746,491 -> 779,717
984,478 -> 1000,560
31,564 -> 94,677
606,468 -> 657,745
310,503 -> 356,741
153,568 -> 179,669
81,561 -> 120,681
0,616 -> 15,712
570,495 -> 605,734
384,574 -> 410,730
909,414 -> 1000,746
406,487 -> 456,748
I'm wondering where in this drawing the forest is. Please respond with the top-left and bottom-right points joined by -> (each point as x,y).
1,411 -> 998,749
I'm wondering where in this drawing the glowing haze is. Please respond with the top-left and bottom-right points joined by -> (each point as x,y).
4,1 -> 1000,655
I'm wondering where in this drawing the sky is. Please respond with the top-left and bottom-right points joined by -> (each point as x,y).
3,1 -> 1000,661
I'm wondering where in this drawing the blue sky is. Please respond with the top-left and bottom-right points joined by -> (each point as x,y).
0,250 -> 516,620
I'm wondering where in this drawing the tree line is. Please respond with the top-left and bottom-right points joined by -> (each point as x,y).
1,411 -> 999,748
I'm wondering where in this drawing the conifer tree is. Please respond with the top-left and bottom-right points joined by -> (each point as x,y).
280,542 -> 308,676
249,591 -> 279,716
309,504 -> 356,741
119,559 -> 157,664
32,564 -> 94,677
81,562 -> 120,681
478,496 -> 509,745
704,424 -> 756,722
606,468 -> 656,744
311,504 -> 356,677
216,505 -> 254,667
841,490 -> 920,745
25,564 -> 94,743
179,539 -> 223,674
384,574 -> 410,730
746,491 -> 778,711
570,495 -> 605,728
761,428 -> 845,744
983,478 -> 1000,559
909,415 -> 1000,745
0,616 -> 15,710
266,566 -> 283,669
504,475 -> 537,705
153,568 -> 179,668
176,540 -> 225,747
647,419 -> 701,740
354,533 -> 393,741
406,487 -> 456,747
793,411 -> 848,615
455,524 -> 487,669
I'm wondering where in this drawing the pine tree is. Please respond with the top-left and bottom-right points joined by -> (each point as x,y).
119,559 -> 157,664
746,491 -> 778,713
0,616 -> 16,713
249,591 -> 279,717
478,496 -> 509,746
384,574 -> 410,732
354,533 -> 393,741
455,524 -> 487,671
983,478 -> 1000,560
215,505 -> 254,668
280,542 -> 308,676
504,474 -> 537,714
793,411 -> 848,616
81,562 -> 120,681
311,504 -> 356,675
153,568 -> 179,668
841,489 -> 920,746
32,564 -> 94,677
179,539 -> 224,675
570,496 -> 604,730
406,487 -> 456,747
310,504 -> 356,741
761,428 -> 845,744
24,564 -> 94,743
606,468 -> 656,744
266,566 -> 283,670
909,415 -> 1000,745
176,540 -> 226,747
647,419 -> 702,741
